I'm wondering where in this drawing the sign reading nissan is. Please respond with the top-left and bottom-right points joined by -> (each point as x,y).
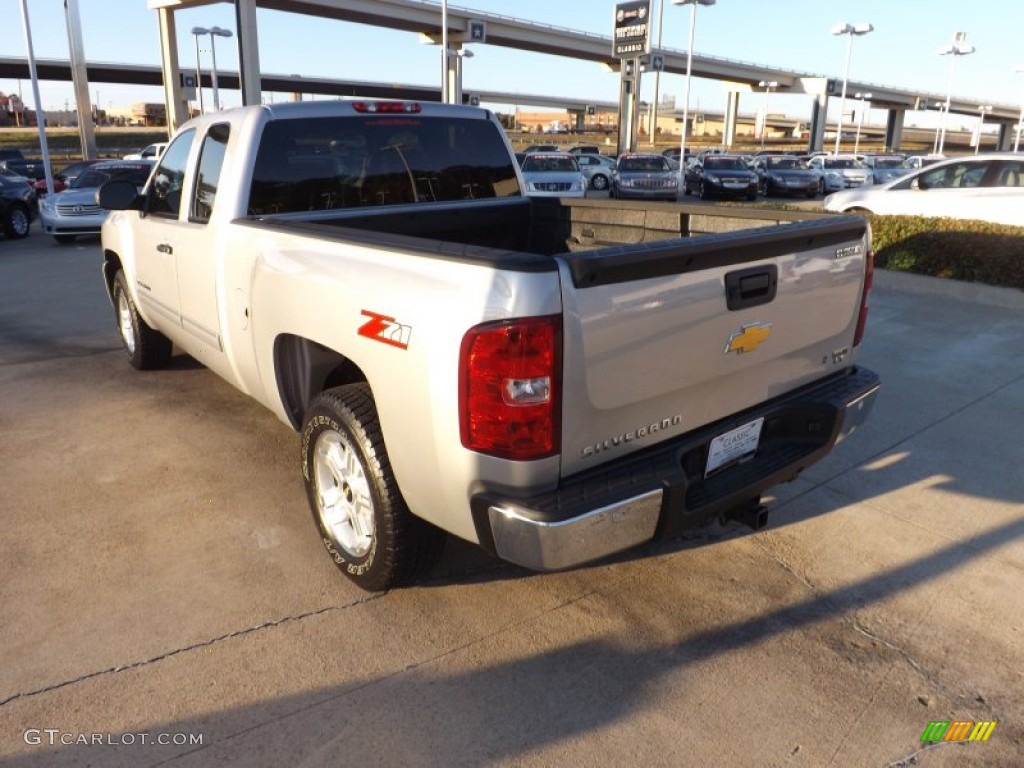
613,1 -> 651,58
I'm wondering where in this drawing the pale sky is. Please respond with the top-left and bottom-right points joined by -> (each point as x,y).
1,0 -> 1021,130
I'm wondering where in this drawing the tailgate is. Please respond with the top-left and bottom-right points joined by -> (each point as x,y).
557,216 -> 869,477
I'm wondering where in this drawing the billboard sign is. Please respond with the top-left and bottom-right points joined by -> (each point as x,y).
613,1 -> 651,58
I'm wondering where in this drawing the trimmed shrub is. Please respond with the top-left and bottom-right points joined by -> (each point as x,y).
867,215 -> 1024,291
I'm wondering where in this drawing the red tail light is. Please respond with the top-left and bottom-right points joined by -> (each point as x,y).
459,316 -> 561,460
853,249 -> 874,347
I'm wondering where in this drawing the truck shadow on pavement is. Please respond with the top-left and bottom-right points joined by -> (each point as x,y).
6,515 -> 1020,768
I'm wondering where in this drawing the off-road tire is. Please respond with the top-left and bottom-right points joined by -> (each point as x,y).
112,270 -> 172,370
301,383 -> 445,592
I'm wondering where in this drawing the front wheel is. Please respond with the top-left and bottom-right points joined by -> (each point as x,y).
818,178 -> 826,196
111,270 -> 172,370
3,204 -> 30,239
301,384 -> 445,592
698,181 -> 711,200
590,174 -> 608,191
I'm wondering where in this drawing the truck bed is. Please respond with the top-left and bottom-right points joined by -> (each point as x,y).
240,197 -> 865,276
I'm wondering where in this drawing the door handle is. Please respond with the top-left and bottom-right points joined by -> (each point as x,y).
156,243 -> 173,255
724,265 -> 778,311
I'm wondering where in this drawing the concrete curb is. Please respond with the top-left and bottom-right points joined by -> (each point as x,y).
874,269 -> 1024,311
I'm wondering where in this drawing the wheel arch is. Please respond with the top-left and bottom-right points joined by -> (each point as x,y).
274,333 -> 369,430
102,250 -> 123,303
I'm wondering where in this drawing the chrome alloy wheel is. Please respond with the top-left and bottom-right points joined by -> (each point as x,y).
313,430 -> 374,558
117,290 -> 136,355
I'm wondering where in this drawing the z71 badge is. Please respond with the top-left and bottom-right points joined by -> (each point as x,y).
358,310 -> 412,350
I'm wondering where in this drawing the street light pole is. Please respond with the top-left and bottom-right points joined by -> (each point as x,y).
441,0 -> 449,103
975,105 -> 992,154
190,28 -> 205,114
1014,65 -> 1024,153
936,32 -> 975,156
757,80 -> 777,150
854,92 -> 871,154
672,0 -> 715,192
649,0 -> 666,141
831,22 -> 873,155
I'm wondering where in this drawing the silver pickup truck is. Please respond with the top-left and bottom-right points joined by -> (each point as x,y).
98,100 -> 879,591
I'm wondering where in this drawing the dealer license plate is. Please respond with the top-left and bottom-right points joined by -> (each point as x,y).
705,417 -> 764,477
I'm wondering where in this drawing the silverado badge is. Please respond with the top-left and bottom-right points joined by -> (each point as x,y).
724,321 -> 772,355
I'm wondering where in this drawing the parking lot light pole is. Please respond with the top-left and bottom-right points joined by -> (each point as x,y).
831,22 -> 873,155
193,26 -> 233,112
975,105 -> 992,154
936,33 -> 975,155
853,92 -> 871,154
1014,65 -> 1024,153
757,80 -> 777,150
672,0 -> 716,192
189,27 -> 206,114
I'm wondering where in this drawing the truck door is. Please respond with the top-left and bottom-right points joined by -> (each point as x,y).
133,129 -> 195,332
172,123 -> 230,362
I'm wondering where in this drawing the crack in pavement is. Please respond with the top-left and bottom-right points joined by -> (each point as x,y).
0,593 -> 387,709
149,587 -> 601,766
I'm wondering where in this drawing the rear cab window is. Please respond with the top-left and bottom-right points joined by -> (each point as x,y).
247,115 -> 519,215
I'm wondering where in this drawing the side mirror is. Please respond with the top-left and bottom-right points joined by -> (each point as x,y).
910,178 -> 922,191
97,180 -> 142,210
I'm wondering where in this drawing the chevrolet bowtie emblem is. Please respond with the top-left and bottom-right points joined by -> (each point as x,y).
724,321 -> 773,355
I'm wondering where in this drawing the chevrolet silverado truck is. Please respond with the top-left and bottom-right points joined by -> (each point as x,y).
98,100 -> 879,591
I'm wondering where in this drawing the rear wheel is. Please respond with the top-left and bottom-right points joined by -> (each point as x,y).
3,204 -> 30,239
111,270 -> 172,370
301,384 -> 445,592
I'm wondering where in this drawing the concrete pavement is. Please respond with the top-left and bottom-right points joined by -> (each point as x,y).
0,231 -> 1021,767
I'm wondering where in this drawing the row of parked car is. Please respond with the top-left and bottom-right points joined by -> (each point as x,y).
515,146 -> 920,202
514,145 -> 1023,226
0,156 -> 154,242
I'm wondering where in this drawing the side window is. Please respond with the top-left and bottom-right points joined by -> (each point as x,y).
148,129 -> 195,219
191,123 -> 230,222
994,161 -> 1024,187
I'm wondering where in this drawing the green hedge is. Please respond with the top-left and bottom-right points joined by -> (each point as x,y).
867,215 -> 1024,291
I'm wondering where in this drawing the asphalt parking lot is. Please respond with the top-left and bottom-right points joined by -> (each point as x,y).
1,229 -> 1021,767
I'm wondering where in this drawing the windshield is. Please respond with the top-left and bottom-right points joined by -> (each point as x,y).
72,166 -> 151,189
249,115 -> 520,213
825,158 -> 864,169
766,157 -> 805,169
704,157 -> 748,170
872,157 -> 904,169
521,156 -> 579,173
619,157 -> 669,172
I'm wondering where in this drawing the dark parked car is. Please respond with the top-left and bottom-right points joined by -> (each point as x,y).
752,154 -> 821,198
0,148 -> 45,180
684,155 -> 759,200
610,153 -> 678,201
0,173 -> 39,239
33,159 -> 105,197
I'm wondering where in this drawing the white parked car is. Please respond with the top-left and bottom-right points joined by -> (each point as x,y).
123,142 -> 168,161
824,153 -> 1024,227
519,152 -> 587,198
807,154 -> 872,194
